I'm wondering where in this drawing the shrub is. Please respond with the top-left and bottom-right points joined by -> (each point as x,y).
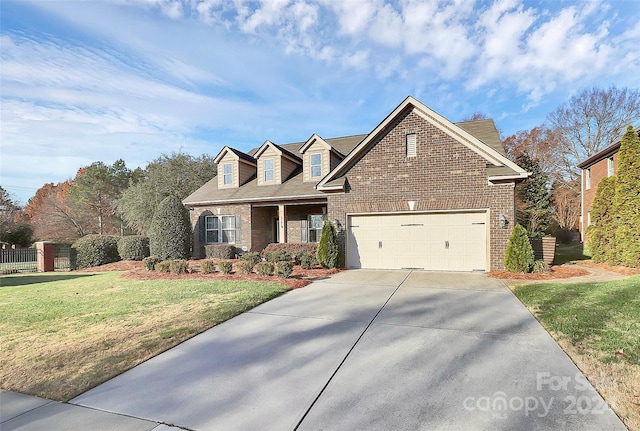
264,250 -> 291,263
504,224 -> 534,273
205,244 -> 236,259
262,243 -> 318,256
200,259 -> 217,274
256,262 -> 274,276
241,251 -> 261,266
148,195 -> 192,260
169,259 -> 188,274
239,260 -> 254,275
531,260 -> 550,274
73,234 -> 120,269
613,126 -> 640,268
218,260 -> 233,274
588,176 -> 617,264
300,252 -> 318,269
155,260 -> 171,273
276,261 -> 294,278
143,256 -> 161,271
317,221 -> 342,269
117,235 -> 150,261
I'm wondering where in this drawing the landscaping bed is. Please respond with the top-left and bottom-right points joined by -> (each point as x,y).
488,264 -> 590,280
78,259 -> 341,289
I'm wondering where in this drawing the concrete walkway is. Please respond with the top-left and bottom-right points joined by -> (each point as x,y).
2,270 -> 627,430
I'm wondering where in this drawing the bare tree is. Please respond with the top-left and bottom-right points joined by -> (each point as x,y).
547,86 -> 640,178
551,179 -> 581,230
503,126 -> 563,181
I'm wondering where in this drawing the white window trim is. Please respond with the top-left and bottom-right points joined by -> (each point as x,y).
310,153 -> 322,178
585,168 -> 591,190
608,157 -> 614,177
307,214 -> 324,243
264,158 -> 274,182
223,163 -> 233,185
204,215 -> 241,244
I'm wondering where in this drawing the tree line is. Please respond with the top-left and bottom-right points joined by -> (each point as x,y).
1,153 -> 216,245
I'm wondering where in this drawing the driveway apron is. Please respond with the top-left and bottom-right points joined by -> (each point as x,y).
72,270 -> 626,431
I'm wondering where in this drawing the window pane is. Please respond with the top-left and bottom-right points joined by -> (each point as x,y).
222,216 -> 235,229
311,154 -> 321,164
265,159 -> 273,169
206,230 -> 218,243
224,164 -> 232,174
206,216 -> 215,230
222,230 -> 235,243
311,166 -> 321,177
310,154 -> 322,177
310,215 -> 323,228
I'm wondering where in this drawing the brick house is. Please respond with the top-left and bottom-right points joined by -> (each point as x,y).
576,128 -> 640,242
184,96 -> 529,271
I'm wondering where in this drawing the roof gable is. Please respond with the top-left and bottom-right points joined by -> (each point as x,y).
317,96 -> 528,190
213,146 -> 256,165
254,140 -> 302,164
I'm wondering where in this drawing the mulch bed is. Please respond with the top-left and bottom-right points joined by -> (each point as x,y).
77,260 -> 341,290
488,265 -> 590,280
575,260 -> 640,276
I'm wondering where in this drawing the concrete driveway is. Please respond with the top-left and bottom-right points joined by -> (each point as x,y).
68,270 -> 625,431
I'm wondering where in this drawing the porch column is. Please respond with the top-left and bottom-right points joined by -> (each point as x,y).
278,204 -> 287,243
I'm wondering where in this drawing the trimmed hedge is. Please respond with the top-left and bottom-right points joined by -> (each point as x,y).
262,243 -> 318,256
241,252 -> 261,266
205,244 -> 236,259
300,252 -> 318,269
256,262 -> 274,276
155,260 -> 171,273
200,259 -> 217,274
276,261 -> 293,278
169,259 -> 188,274
73,234 -> 120,269
148,195 -> 192,260
117,235 -> 150,261
264,250 -> 291,263
239,260 -> 254,275
143,256 -> 161,271
218,261 -> 233,274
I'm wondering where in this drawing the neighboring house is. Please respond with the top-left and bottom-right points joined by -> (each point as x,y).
577,128 -> 639,242
184,96 -> 529,271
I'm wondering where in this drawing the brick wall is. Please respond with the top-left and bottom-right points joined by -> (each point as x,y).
327,108 -> 516,270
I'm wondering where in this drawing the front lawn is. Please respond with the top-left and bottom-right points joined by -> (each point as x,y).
553,242 -> 591,265
513,275 -> 640,429
0,272 -> 289,401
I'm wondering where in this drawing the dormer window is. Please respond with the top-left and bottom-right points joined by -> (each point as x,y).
223,163 -> 233,185
264,159 -> 274,182
310,153 -> 322,178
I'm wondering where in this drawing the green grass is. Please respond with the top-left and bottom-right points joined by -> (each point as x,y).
514,275 -> 640,365
0,272 -> 289,401
553,242 -> 592,265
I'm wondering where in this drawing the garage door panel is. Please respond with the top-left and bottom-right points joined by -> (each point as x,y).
348,212 -> 487,271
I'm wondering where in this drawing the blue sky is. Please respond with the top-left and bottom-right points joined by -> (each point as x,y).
1,0 -> 639,204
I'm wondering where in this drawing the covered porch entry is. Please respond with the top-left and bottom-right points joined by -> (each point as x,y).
250,199 -> 327,252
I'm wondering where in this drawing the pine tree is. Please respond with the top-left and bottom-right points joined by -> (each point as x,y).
612,126 -> 640,267
515,153 -> 554,238
316,221 -> 342,268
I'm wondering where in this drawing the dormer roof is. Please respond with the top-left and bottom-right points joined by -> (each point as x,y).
214,146 -> 256,165
299,134 -> 345,158
253,140 -> 302,164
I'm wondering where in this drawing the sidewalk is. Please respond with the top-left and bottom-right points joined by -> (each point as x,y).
0,390 -> 172,431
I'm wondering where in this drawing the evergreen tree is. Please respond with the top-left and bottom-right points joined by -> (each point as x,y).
148,195 -> 192,260
504,224 -> 534,273
587,176 -> 617,263
317,221 -> 342,269
515,153 -> 554,238
612,126 -> 640,267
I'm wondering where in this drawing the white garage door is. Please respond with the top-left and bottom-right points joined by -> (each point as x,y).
347,212 -> 487,271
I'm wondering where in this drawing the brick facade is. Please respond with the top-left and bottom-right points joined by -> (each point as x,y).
580,152 -> 618,241
327,110 -> 516,270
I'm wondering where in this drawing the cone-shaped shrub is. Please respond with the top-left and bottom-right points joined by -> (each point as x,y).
587,176 -> 617,263
504,224 -> 534,273
613,126 -> 640,267
316,221 -> 342,268
148,195 -> 192,260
